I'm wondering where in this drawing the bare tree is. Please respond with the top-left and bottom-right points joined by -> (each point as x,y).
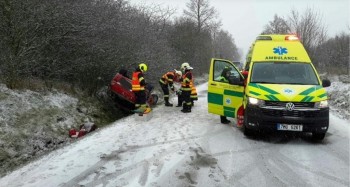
262,14 -> 290,34
183,0 -> 218,33
288,8 -> 327,56
213,30 -> 240,61
313,33 -> 349,74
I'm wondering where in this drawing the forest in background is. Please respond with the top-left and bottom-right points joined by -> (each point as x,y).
0,0 -> 239,95
0,0 -> 348,95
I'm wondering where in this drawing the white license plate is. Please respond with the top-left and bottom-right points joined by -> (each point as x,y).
277,124 -> 303,131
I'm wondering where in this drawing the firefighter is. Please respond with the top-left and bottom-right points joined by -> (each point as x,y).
180,62 -> 193,113
190,79 -> 198,106
132,63 -> 148,112
159,69 -> 182,106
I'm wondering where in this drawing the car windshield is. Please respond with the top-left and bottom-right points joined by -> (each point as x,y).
250,62 -> 319,85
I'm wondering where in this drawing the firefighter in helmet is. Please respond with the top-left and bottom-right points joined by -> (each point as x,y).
132,63 -> 148,111
179,62 -> 194,113
159,69 -> 182,106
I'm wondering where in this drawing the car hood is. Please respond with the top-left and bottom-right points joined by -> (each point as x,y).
246,83 -> 328,102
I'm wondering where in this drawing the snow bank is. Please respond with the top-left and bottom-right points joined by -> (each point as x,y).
0,84 -> 97,177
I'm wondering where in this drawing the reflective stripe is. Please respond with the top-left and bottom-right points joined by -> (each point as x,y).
132,71 -> 145,91
181,87 -> 191,91
249,83 -> 279,94
159,79 -> 166,84
160,72 -> 175,85
299,86 -> 322,95
301,96 -> 314,102
318,93 -> 327,98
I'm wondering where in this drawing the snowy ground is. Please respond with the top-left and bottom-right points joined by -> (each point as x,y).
0,81 -> 349,187
0,84 -> 109,176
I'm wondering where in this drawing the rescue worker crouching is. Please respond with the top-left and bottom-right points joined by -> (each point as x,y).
132,63 -> 149,112
180,62 -> 194,113
159,69 -> 182,106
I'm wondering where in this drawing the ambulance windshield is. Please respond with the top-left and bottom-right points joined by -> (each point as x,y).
250,62 -> 319,85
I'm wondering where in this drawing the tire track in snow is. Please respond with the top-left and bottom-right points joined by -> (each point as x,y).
60,128 -> 228,186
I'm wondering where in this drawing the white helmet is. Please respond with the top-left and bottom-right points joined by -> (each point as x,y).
181,62 -> 193,71
174,69 -> 182,77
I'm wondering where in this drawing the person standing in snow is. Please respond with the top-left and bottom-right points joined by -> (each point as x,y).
179,62 -> 194,113
159,69 -> 182,106
132,63 -> 149,112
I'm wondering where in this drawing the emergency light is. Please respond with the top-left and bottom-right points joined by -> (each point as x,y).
285,35 -> 299,41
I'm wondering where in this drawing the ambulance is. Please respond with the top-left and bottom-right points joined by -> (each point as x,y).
207,34 -> 331,140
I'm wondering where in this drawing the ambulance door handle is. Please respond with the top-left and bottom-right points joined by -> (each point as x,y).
211,83 -> 217,86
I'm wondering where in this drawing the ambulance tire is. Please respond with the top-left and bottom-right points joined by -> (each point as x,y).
312,132 -> 326,141
243,115 -> 254,137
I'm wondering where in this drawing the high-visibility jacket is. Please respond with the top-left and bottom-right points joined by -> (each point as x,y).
180,71 -> 192,91
132,71 -> 145,91
159,71 -> 175,90
190,81 -> 198,100
219,76 -> 228,82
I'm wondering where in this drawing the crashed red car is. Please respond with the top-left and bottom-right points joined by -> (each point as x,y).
109,73 -> 158,112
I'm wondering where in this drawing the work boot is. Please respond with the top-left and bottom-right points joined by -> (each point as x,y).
165,102 -> 173,107
164,98 -> 173,107
221,119 -> 231,124
176,101 -> 182,107
181,104 -> 191,113
220,116 -> 231,124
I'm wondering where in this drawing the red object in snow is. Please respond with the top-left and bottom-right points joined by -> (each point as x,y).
69,129 -> 77,137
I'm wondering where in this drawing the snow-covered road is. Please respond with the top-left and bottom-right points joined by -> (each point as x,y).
1,83 -> 349,187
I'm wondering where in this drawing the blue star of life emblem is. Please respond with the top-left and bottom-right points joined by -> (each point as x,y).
273,46 -> 288,55
225,98 -> 231,105
283,88 -> 294,95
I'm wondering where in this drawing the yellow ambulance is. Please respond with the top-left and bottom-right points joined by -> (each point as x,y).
207,34 -> 331,140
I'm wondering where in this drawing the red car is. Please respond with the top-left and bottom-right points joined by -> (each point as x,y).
109,73 -> 158,112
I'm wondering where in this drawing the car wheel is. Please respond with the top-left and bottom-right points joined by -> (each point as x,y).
312,132 -> 326,141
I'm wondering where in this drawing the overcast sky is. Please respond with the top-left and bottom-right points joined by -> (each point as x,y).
128,0 -> 349,59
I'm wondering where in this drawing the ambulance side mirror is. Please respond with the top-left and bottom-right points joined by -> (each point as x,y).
322,79 -> 331,87
242,70 -> 249,79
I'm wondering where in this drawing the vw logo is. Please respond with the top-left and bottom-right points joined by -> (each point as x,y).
286,102 -> 295,111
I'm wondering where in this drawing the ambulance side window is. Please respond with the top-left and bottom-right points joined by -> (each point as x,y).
213,60 -> 241,82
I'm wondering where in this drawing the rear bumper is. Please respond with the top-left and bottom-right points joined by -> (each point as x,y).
244,105 -> 329,133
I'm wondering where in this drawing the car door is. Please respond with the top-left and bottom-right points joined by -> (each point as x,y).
207,58 -> 245,118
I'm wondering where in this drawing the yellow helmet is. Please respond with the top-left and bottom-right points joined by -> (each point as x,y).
139,63 -> 148,72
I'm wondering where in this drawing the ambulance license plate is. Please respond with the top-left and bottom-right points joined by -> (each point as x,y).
277,124 -> 303,131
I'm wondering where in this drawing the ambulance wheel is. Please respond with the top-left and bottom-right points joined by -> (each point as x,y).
312,132 -> 326,141
243,115 -> 254,137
